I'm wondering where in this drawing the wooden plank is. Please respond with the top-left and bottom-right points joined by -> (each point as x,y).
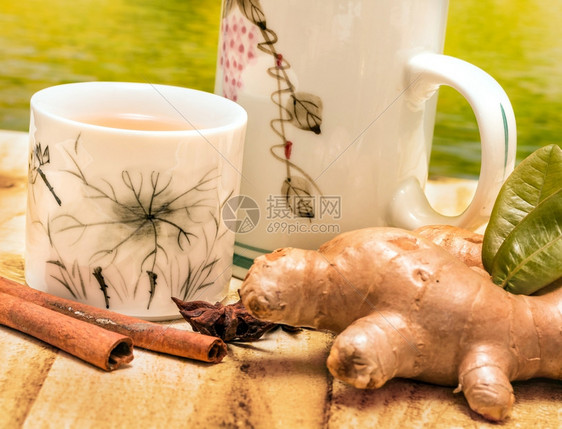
22,329 -> 334,428
326,377 -> 562,428
0,328 -> 58,429
0,130 -> 27,285
187,329 -> 334,428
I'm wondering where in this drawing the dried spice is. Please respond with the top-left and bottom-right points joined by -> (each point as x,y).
0,289 -> 133,371
172,297 -> 299,342
0,276 -> 227,364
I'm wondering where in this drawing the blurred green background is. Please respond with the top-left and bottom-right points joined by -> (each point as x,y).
1,0 -> 561,178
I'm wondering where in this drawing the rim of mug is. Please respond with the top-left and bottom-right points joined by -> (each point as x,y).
30,81 -> 248,137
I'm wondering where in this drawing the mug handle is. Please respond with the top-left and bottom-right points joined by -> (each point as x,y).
389,52 -> 517,230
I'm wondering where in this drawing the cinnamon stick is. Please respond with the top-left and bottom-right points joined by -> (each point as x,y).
0,276 -> 227,363
0,291 -> 133,371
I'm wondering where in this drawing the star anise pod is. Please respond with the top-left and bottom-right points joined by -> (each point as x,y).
171,297 -> 298,342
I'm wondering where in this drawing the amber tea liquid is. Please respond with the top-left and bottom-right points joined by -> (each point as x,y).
75,113 -> 194,131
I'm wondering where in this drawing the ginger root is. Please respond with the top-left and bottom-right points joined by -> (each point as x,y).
240,227 -> 562,422
414,224 -> 484,270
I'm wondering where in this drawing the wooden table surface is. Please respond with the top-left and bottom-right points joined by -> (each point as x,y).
1,130 -> 561,429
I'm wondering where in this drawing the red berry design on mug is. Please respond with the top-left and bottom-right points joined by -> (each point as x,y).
219,9 -> 258,101
284,141 -> 293,159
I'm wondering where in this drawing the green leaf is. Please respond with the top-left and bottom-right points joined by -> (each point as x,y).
482,144 -> 562,272
491,189 -> 562,294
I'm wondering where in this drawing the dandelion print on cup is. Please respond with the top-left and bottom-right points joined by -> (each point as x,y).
25,82 -> 247,320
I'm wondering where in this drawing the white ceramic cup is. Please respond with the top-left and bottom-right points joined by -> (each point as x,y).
215,0 -> 516,277
25,82 -> 247,320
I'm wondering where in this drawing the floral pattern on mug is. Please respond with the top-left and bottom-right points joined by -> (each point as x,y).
219,7 -> 258,101
220,0 -> 324,219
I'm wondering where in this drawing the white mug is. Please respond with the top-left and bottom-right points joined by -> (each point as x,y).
215,0 -> 516,276
25,82 -> 247,320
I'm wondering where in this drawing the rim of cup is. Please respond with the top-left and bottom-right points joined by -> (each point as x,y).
30,81 -> 247,137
